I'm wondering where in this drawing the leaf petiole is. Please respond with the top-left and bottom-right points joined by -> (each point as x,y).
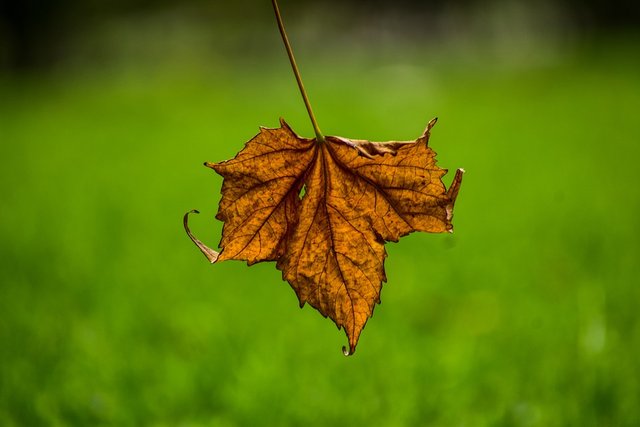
271,0 -> 325,143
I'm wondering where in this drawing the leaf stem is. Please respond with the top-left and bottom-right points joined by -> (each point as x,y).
271,0 -> 325,143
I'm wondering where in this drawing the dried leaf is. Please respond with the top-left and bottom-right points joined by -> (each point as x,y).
186,117 -> 463,354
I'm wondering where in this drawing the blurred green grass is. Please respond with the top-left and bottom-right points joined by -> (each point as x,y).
1,40 -> 639,426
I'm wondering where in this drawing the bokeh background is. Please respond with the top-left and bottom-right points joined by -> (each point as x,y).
1,0 -> 639,425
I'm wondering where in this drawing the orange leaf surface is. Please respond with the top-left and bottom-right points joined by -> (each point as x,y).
185,118 -> 463,355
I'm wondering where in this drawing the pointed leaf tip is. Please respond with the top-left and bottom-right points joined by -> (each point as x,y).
419,118 -> 439,142
342,345 -> 355,357
194,118 -> 463,355
183,210 -> 220,263
422,117 -> 438,136
447,168 -> 464,203
445,168 -> 464,229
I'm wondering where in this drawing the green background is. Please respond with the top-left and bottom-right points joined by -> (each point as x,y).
1,2 -> 639,425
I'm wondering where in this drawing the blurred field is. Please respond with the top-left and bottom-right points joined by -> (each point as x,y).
1,35 -> 639,426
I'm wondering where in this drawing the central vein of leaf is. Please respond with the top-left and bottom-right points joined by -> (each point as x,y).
319,145 -> 357,334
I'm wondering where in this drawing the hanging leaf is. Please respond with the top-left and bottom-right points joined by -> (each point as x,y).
184,0 -> 464,355
185,118 -> 463,355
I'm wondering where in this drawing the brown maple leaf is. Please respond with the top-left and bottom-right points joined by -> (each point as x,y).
184,118 -> 463,355
184,0 -> 463,355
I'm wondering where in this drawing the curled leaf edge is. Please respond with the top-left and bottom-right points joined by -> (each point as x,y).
183,210 -> 220,263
